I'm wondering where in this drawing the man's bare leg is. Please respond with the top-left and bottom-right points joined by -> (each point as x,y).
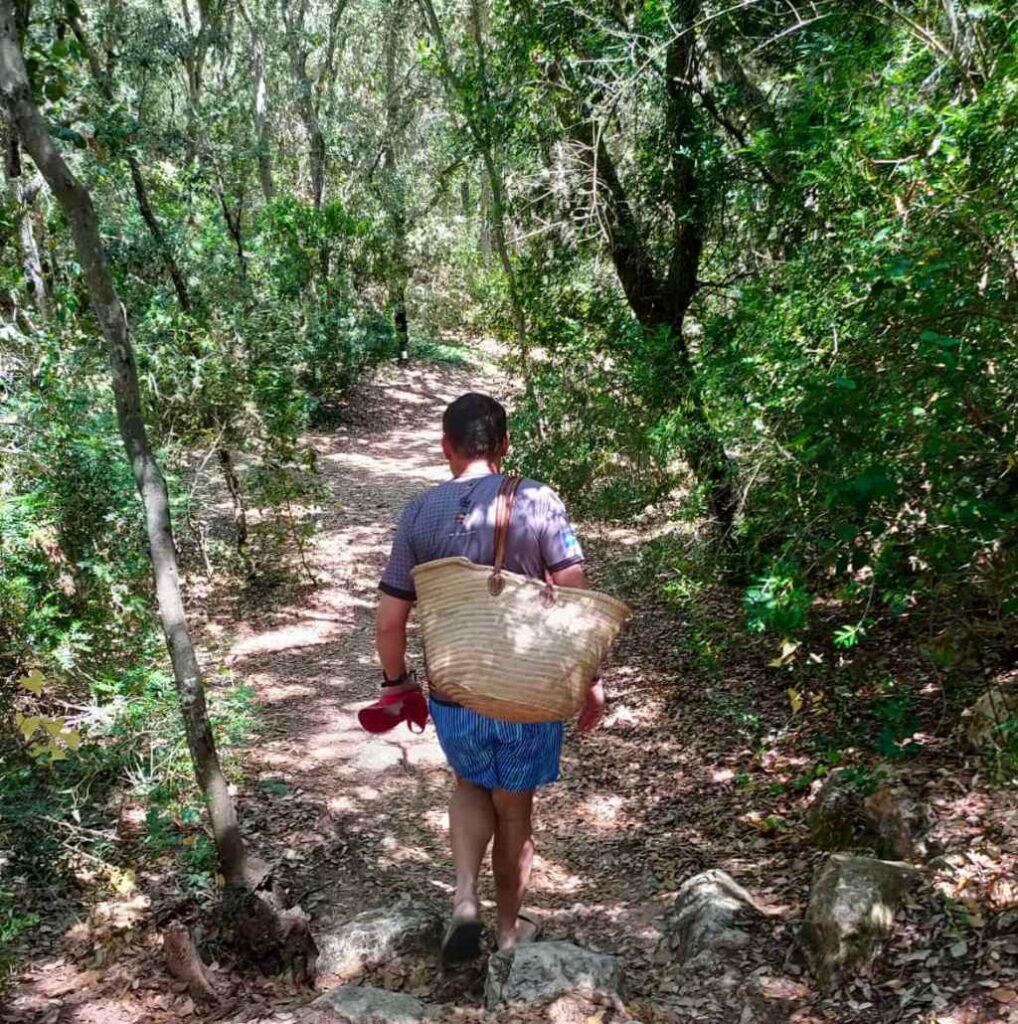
491,788 -> 536,951
449,777 -> 495,923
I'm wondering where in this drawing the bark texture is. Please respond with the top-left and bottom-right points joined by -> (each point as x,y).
3,150 -> 47,312
1,8 -> 317,979
238,0 -> 275,201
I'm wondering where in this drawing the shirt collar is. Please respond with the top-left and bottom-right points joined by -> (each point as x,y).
455,462 -> 499,482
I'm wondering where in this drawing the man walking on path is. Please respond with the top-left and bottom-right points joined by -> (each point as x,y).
374,392 -> 605,960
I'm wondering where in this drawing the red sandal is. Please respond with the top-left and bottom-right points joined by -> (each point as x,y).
357,689 -> 429,734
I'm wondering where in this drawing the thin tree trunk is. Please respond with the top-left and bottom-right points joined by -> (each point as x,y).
419,0 -> 542,428
252,45 -> 274,200
212,161 -> 248,280
479,172 -> 492,261
381,0 -> 410,363
463,0 -> 530,359
180,0 -> 213,166
393,281 -> 409,363
128,156 -> 192,311
216,446 -> 251,565
0,0 -> 251,888
281,0 -> 327,209
16,176 -> 46,311
307,121 -> 325,210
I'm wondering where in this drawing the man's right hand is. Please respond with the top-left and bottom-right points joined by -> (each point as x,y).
577,680 -> 606,733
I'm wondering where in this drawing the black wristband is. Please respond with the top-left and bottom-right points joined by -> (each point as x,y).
382,671 -> 409,687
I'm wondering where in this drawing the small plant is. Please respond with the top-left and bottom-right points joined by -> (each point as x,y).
709,691 -> 765,747
0,897 -> 39,978
833,622 -> 866,649
872,679 -> 920,759
839,764 -> 885,796
987,715 -> 1018,781
661,573 -> 705,606
744,564 -> 812,636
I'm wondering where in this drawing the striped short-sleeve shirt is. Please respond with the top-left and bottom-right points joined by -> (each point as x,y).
379,470 -> 584,601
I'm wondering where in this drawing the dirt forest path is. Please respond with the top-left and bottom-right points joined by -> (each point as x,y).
219,356 -> 794,1019
220,358 -> 684,998
225,360 -> 495,915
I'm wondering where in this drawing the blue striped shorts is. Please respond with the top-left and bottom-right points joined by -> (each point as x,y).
429,699 -> 564,792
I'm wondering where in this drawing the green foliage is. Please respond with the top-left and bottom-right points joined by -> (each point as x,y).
743,565 -> 812,636
871,679 -> 921,759
506,255 -> 675,516
5,0 -> 1018,986
1,328 -> 153,684
994,716 -> 1018,778
497,1 -> 1018,645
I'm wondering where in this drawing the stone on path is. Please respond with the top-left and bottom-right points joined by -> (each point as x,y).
658,869 -> 764,967
315,900 -> 443,978
310,984 -> 432,1022
801,853 -> 919,987
962,682 -> 1018,753
807,770 -> 917,861
485,940 -> 624,1008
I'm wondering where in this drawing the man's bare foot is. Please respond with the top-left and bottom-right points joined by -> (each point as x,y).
496,910 -> 542,952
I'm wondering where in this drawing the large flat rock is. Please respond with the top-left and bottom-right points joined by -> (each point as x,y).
315,900 -> 443,978
485,940 -> 623,1007
310,984 -> 432,1022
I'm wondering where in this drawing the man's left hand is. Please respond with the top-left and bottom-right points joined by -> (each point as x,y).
577,680 -> 606,733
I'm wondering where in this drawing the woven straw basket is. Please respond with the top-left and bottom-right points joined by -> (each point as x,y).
411,476 -> 631,723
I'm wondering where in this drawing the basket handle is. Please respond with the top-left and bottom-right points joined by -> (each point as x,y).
489,474 -> 523,596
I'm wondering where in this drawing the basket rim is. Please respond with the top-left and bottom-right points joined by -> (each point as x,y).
411,556 -> 632,620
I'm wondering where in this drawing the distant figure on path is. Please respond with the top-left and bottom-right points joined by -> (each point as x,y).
374,392 -> 604,961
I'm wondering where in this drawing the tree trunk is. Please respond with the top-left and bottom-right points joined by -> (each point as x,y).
381,0 -> 411,364
236,0 -> 274,200
309,131 -> 325,210
462,0 -> 530,360
216,446 -> 251,564
212,163 -> 248,280
282,0 -> 327,210
3,140 -> 47,313
479,172 -> 492,261
393,281 -> 409,363
252,45 -> 274,201
422,0 -> 544,431
0,0 -> 250,888
128,155 -> 192,312
16,177 -> 46,311
661,0 -> 737,533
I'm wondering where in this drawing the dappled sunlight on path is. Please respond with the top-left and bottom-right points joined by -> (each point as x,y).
225,358 -> 733,1006
223,360 -> 718,996
8,360 -> 1014,1024
231,363 -> 500,927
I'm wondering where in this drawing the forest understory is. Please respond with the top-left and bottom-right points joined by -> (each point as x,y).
3,351 -> 1015,1024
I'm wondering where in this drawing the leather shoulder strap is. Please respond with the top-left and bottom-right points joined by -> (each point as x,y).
489,474 -> 523,594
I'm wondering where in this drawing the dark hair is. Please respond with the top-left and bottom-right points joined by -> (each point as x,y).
442,393 -> 507,458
